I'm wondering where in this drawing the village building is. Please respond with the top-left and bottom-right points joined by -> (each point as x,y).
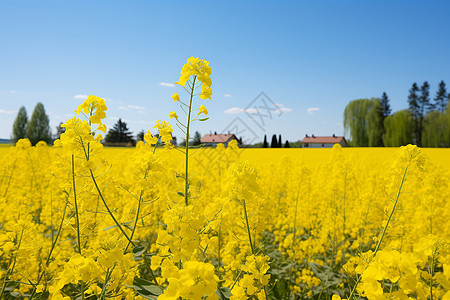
301,134 -> 348,148
201,133 -> 239,147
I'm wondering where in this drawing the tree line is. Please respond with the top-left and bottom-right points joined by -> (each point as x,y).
344,80 -> 450,147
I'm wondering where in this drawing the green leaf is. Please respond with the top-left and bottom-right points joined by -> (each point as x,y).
217,286 -> 232,299
132,245 -> 146,257
133,277 -> 164,299
198,117 -> 209,121
177,192 -> 184,197
272,279 -> 288,299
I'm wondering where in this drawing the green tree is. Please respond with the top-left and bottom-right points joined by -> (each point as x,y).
11,106 -> 28,144
27,102 -> 51,145
408,83 -> 421,146
383,110 -> 414,147
191,131 -> 201,146
137,130 -> 145,142
377,92 -> 391,145
278,135 -> 282,148
434,80 -> 448,113
105,118 -> 135,145
263,135 -> 268,148
270,134 -> 278,148
284,140 -> 290,148
422,111 -> 446,147
343,99 -> 374,146
366,98 -> 382,147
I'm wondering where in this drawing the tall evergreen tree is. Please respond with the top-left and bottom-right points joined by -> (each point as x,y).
278,135 -> 282,148
434,80 -> 448,113
408,83 -> 420,146
11,106 -> 28,144
263,135 -> 268,148
376,92 -> 391,146
105,118 -> 135,145
270,134 -> 278,148
27,102 -> 51,145
284,140 -> 290,148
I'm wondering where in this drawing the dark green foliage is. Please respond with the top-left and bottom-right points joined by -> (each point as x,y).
263,135 -> 268,148
270,134 -> 278,148
376,92 -> 391,146
408,83 -> 421,146
27,102 -> 52,145
11,106 -> 28,144
137,130 -> 145,142
278,135 -> 282,148
105,118 -> 136,145
434,80 -> 448,113
284,140 -> 290,148
191,131 -> 202,146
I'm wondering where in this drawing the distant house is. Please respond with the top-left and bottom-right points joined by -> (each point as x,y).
201,133 -> 239,147
301,134 -> 348,148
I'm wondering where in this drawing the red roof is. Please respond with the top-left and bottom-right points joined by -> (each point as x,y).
201,134 -> 236,143
301,136 -> 345,144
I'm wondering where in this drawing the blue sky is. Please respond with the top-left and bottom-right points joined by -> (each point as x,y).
1,0 -> 449,143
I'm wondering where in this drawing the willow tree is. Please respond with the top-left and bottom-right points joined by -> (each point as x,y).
383,110 -> 414,147
366,98 -> 383,147
422,111 -> 446,147
344,98 -> 375,147
443,105 -> 450,146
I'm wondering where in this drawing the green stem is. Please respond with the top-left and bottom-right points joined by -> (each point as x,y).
143,254 -> 159,286
124,190 -> 143,253
348,166 -> 408,300
184,75 -> 197,206
242,199 -> 254,254
72,155 -> 82,255
89,169 -> 134,246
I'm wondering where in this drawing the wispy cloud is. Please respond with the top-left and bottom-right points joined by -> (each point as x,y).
74,94 -> 88,100
127,105 -> 145,110
119,104 -> 145,110
307,107 -> 320,115
9,90 -> 16,94
224,107 -> 261,114
225,103 -> 292,114
0,109 -> 17,115
224,94 -> 232,98
159,82 -> 175,88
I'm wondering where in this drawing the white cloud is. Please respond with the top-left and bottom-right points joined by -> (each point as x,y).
138,111 -> 145,114
275,107 -> 293,113
127,105 -> 145,110
9,90 -> 16,94
307,107 -> 320,115
74,94 -> 88,100
159,82 -> 175,88
118,106 -> 126,110
224,107 -> 262,114
224,94 -> 232,98
0,109 -> 17,115
224,104 -> 292,114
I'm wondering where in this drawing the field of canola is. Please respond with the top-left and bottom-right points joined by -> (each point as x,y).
1,57 -> 450,300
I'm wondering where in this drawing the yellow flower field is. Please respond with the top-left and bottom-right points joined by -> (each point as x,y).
0,58 -> 449,300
